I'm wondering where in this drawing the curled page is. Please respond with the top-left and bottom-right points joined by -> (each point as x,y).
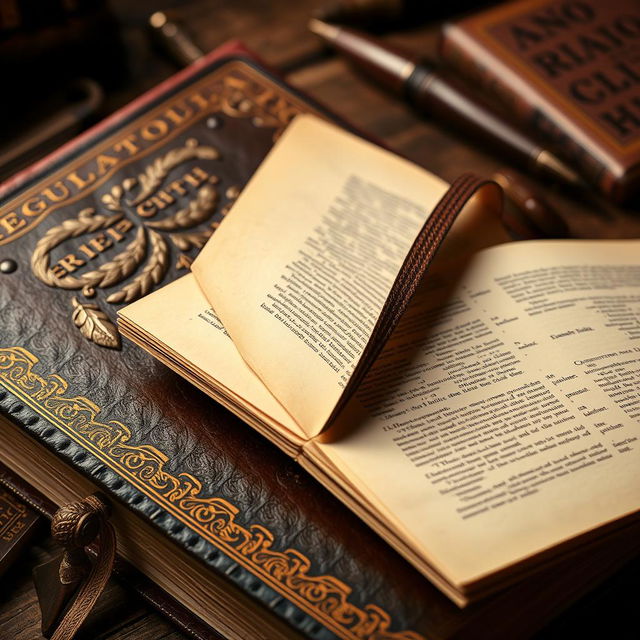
192,115 -> 495,437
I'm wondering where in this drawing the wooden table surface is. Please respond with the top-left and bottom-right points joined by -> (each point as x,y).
1,0 -> 639,638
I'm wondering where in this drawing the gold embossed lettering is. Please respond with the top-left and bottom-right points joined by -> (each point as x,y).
51,264 -> 68,278
224,76 -> 246,90
95,153 -> 119,175
22,198 -> 47,216
189,91 -> 209,110
158,190 -> 175,205
150,195 -> 168,211
106,227 -> 123,242
67,169 -> 97,190
141,119 -> 169,141
115,218 -> 133,233
165,102 -> 194,126
184,172 -> 201,187
57,254 -> 85,273
0,212 -> 26,235
112,133 -> 140,156
89,233 -> 112,253
136,201 -> 157,218
191,166 -> 208,182
78,244 -> 98,259
168,179 -> 187,196
42,181 -> 70,203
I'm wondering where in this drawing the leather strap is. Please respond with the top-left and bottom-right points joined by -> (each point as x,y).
0,463 -> 218,640
324,173 -> 500,430
50,495 -> 116,640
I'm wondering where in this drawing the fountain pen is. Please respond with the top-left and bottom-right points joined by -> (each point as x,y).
309,19 -> 584,189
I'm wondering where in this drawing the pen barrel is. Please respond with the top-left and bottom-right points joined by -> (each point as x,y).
310,20 -> 583,188
313,22 -> 417,94
406,67 -> 538,168
164,26 -> 204,65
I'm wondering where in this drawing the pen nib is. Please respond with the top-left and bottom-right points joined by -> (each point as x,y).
534,150 -> 588,190
309,18 -> 341,41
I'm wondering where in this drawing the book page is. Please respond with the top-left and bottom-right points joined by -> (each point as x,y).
315,239 -> 640,588
118,274 -> 307,445
192,114 -> 449,436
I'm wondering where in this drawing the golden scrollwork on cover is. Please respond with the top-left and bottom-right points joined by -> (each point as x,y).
0,346 -> 424,640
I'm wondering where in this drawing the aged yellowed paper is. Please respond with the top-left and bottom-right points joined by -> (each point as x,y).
192,114 -> 449,436
315,240 -> 640,588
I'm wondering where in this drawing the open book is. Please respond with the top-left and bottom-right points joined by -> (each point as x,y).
118,115 -> 640,606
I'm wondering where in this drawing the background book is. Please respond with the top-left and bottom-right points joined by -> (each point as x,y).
440,0 -> 640,203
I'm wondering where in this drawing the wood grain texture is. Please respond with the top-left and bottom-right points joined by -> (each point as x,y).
2,0 -> 639,638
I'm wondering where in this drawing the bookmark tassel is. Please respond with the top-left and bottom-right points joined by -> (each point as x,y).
35,494 -> 116,640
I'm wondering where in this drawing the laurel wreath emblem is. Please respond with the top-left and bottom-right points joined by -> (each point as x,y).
130,138 -> 219,206
31,209 -> 146,296
71,297 -> 121,349
105,230 -> 169,304
30,140 -> 222,349
146,183 -> 219,232
21,66 -> 314,351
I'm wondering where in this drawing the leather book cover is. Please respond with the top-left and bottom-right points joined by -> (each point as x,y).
440,0 -> 640,203
0,40 -> 636,640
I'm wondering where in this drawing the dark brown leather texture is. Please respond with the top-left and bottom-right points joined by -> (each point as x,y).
0,45 -> 458,640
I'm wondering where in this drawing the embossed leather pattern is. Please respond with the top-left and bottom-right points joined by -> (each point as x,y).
0,44 -> 452,640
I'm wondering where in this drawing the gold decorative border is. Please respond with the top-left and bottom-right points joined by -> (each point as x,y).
0,346 -> 424,640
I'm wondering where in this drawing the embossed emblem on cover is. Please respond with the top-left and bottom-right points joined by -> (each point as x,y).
29,138 -> 225,348
0,62 -> 311,348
